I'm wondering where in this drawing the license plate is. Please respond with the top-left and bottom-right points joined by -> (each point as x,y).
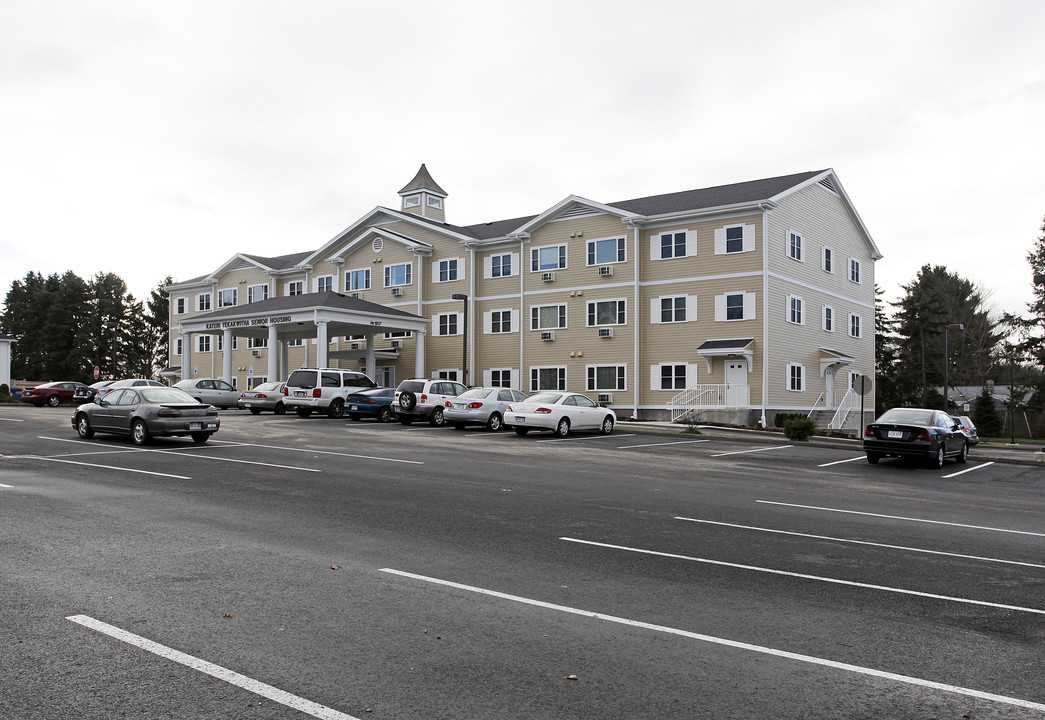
453,403 -> 464,409
244,402 -> 252,408
294,391 -> 306,397
189,422 -> 202,430
349,405 -> 357,411
516,416 -> 525,423
888,430 -> 903,439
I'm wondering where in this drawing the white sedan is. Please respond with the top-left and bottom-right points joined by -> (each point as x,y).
504,391 -> 615,437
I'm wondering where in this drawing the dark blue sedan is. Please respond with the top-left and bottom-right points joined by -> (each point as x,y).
863,407 -> 969,467
346,387 -> 395,422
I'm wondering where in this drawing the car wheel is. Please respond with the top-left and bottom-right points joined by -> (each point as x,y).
599,415 -> 614,435
250,408 -> 262,415
929,446 -> 945,469
191,432 -> 210,444
131,420 -> 151,446
486,412 -> 503,432
76,414 -> 94,439
273,402 -> 286,415
429,407 -> 445,427
47,395 -> 61,407
955,441 -> 968,464
514,427 -> 529,436
328,399 -> 344,419
555,417 -> 571,437
866,452 -> 881,464
451,422 -> 466,430
296,408 -> 311,418
348,413 -> 360,421
377,406 -> 393,423
399,391 -> 417,412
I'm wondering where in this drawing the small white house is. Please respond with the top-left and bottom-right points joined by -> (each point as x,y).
0,332 -> 15,390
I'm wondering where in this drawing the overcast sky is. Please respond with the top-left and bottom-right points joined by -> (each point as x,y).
2,0 -> 1043,323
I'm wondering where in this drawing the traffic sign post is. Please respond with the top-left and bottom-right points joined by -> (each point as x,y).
856,374 -> 873,434
93,366 -> 100,380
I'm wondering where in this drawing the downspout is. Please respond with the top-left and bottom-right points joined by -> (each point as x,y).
760,206 -> 770,428
632,222 -> 641,419
516,235 -> 526,390
469,245 -> 476,384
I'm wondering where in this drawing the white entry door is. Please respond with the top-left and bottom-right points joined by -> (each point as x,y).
725,360 -> 749,406
825,367 -> 835,408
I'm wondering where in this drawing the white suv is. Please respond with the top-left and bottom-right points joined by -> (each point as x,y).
392,378 -> 468,426
284,368 -> 377,418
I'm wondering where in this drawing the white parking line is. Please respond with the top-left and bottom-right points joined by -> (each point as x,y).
0,483 -> 14,488
817,455 -> 867,467
39,436 -> 317,472
232,442 -> 423,465
711,445 -> 792,457
620,440 -> 711,449
559,537 -> 1045,615
380,568 -> 1045,713
674,517 -> 1045,569
943,461 -> 995,479
34,456 -> 191,480
535,434 -> 635,444
0,417 -> 24,422
66,615 -> 359,720
756,501 -> 1045,538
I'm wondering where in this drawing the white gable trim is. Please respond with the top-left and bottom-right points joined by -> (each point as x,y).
514,195 -> 642,235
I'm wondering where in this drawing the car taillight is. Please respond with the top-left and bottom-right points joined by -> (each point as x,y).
312,388 -> 321,398
421,393 -> 428,403
535,407 -> 552,414
917,430 -> 931,441
864,426 -> 873,437
360,398 -> 375,404
505,404 -> 513,412
256,394 -> 268,399
206,408 -> 218,416
468,402 -> 484,409
239,393 -> 246,397
158,408 -> 182,417
283,387 -> 289,396
445,400 -> 452,407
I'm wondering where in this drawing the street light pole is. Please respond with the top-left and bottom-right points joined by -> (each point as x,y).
943,323 -> 964,414
451,293 -> 468,385
102,320 -> 117,379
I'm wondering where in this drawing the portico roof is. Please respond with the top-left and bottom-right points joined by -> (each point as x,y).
696,338 -> 754,373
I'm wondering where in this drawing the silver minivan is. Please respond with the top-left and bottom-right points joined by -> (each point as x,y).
283,368 -> 377,418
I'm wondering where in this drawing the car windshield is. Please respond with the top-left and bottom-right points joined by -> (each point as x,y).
876,408 -> 933,425
252,382 -> 279,391
458,388 -> 493,400
140,388 -> 197,404
526,392 -> 564,404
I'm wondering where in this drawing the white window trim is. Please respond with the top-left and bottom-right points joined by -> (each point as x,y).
484,252 -> 519,279
174,338 -> 183,355
433,257 -> 465,284
714,291 -> 756,322
217,288 -> 237,308
483,308 -> 519,335
196,293 -> 211,312
434,312 -> 463,337
285,280 -> 303,296
822,305 -> 835,332
822,247 -> 834,273
247,284 -> 269,304
787,363 -> 806,392
427,195 -> 442,209
403,194 -> 421,208
848,312 -> 863,338
650,362 -> 697,391
314,274 -> 336,294
530,303 -> 568,331
531,243 -> 568,272
713,224 -> 755,255
787,295 -> 805,325
651,229 -> 698,261
196,335 -> 211,353
174,297 -> 187,315
529,365 -> 567,392
787,230 -> 804,262
586,297 -> 628,327
345,267 -> 371,291
586,235 -> 627,266
586,364 -> 628,392
384,262 -> 413,287
849,258 -> 862,284
650,295 -> 697,324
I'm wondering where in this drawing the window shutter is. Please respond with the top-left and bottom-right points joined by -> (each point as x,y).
650,365 -> 661,391
650,235 -> 660,261
686,295 -> 697,321
714,294 -> 726,322
457,259 -> 465,281
686,230 -> 697,257
743,224 -> 755,253
650,297 -> 662,324
510,309 -> 520,332
483,256 -> 492,279
457,312 -> 464,334
743,292 -> 756,320
482,369 -> 492,386
686,363 -> 699,387
714,227 -> 726,255
510,252 -> 520,276
510,368 -> 520,389
483,311 -> 492,335
432,260 -> 440,281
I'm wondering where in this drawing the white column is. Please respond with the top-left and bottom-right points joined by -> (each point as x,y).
181,332 -> 193,381
365,334 -> 376,380
267,325 -> 278,381
316,321 -> 329,368
222,329 -> 233,384
414,330 -> 426,378
279,341 -> 289,380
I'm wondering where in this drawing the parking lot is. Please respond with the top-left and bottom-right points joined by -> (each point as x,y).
2,404 -> 1044,719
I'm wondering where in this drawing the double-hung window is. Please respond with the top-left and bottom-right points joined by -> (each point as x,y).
175,298 -> 186,314
488,310 -> 513,334
715,292 -> 754,321
316,276 -> 333,293
714,224 -> 754,255
436,313 -> 460,336
656,230 -> 693,259
822,247 -> 834,273
197,294 -> 211,312
196,335 -> 211,353
587,236 -> 626,265
247,284 -> 268,303
849,313 -> 862,338
654,296 -> 689,323
788,231 -> 804,261
849,259 -> 862,283
658,364 -> 688,391
217,288 -> 237,308
788,363 -> 805,392
287,281 -> 303,296
788,295 -> 804,325
823,306 -> 834,332
345,268 -> 370,292
531,244 -> 567,272
436,258 -> 460,283
384,263 -> 412,287
587,299 -> 626,326
490,253 -> 512,278
531,304 -> 567,330
530,366 -> 566,391
587,365 -> 626,391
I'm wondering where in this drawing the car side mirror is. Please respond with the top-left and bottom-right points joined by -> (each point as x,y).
99,399 -> 110,407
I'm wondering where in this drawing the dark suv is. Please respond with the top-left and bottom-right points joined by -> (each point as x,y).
392,378 -> 468,426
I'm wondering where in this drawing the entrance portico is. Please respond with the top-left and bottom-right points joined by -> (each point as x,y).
176,292 -> 429,386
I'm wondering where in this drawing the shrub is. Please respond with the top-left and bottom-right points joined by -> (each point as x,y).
774,412 -> 806,428
0,384 -> 11,403
783,417 -> 817,441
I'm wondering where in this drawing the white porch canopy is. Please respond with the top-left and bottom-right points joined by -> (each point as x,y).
175,292 -> 430,385
696,337 -> 754,374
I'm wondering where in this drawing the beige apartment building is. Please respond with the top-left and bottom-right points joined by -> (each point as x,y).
167,165 -> 881,427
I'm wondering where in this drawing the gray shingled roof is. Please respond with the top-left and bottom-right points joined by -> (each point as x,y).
698,338 -> 754,351
196,292 -> 423,321
241,250 -> 314,270
399,163 -> 448,196
608,171 -> 825,217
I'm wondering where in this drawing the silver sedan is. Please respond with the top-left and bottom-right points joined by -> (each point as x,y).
71,386 -> 220,445
444,387 -> 529,431
504,391 -> 615,437
237,382 -> 288,414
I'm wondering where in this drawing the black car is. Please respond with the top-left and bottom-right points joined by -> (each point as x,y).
863,407 -> 969,467
72,380 -> 114,405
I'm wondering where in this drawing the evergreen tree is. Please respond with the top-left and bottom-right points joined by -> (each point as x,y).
146,277 -> 172,374
1003,215 -> 1045,410
971,388 -> 1003,437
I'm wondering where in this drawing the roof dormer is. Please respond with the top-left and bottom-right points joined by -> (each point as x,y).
398,164 -> 447,222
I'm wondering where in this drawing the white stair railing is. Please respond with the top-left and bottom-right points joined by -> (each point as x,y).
668,383 -> 749,422
829,388 -> 858,429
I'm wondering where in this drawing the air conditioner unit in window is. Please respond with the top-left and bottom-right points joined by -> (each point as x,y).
349,292 -> 361,299
541,272 -> 555,282
390,339 -> 402,349
597,266 -> 613,277
251,350 -> 262,357
597,393 -> 613,404
539,331 -> 555,341
350,343 -> 360,350
597,327 -> 613,338
390,287 -> 403,296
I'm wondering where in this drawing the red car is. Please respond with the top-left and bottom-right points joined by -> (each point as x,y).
22,381 -> 89,407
